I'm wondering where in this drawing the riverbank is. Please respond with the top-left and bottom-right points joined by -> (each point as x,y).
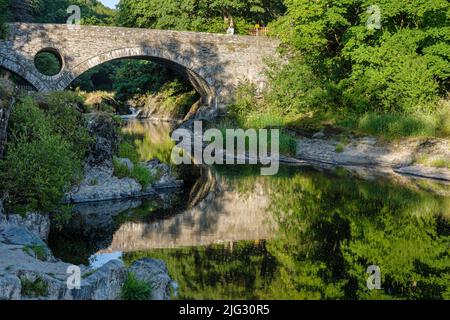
294,134 -> 450,183
0,199 -> 176,300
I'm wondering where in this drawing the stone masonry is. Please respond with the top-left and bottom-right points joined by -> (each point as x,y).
0,23 -> 279,109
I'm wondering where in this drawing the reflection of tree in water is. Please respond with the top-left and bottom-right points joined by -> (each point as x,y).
121,119 -> 175,164
265,168 -> 450,300
124,166 -> 450,300
123,240 -> 278,300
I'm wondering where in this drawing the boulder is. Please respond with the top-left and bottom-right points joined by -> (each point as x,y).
71,260 -> 127,300
66,165 -> 143,204
128,258 -> 175,300
144,159 -> 183,191
0,275 -> 21,300
5,213 -> 50,242
0,225 -> 52,261
85,113 -> 119,168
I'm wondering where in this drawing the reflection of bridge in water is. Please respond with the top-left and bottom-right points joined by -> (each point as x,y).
97,172 -> 274,253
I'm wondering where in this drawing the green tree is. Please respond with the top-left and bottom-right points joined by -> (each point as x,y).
117,0 -> 284,34
270,0 -> 450,115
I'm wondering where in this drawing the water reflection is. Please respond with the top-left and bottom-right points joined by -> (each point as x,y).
122,166 -> 449,300
49,120 -> 450,300
122,119 -> 175,164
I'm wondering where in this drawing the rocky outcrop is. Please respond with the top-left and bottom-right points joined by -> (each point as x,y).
66,165 -> 143,204
129,259 -> 176,300
296,136 -> 450,182
66,158 -> 182,204
85,113 -> 119,168
0,208 -> 174,300
0,275 -> 21,300
3,212 -> 50,242
143,158 -> 183,191
394,165 -> 450,182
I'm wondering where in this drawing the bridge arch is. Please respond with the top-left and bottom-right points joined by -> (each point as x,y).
0,55 -> 44,90
59,47 -> 217,105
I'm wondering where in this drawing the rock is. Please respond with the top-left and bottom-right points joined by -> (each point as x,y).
1,225 -> 44,247
0,199 -> 5,224
71,260 -> 127,300
0,225 -> 52,261
144,159 -> 183,191
66,165 -> 143,204
296,137 -> 414,167
395,165 -> 450,182
0,275 -> 21,300
85,113 -> 119,168
0,219 -> 164,300
312,131 -> 326,139
5,213 -> 50,242
128,258 -> 175,300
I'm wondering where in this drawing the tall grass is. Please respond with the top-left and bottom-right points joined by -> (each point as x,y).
121,272 -> 152,300
357,105 -> 450,140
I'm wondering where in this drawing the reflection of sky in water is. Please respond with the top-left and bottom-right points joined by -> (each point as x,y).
89,251 -> 123,269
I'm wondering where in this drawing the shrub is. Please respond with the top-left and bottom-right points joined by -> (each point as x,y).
34,52 -> 61,76
0,133 -> 81,214
268,0 -> 450,135
20,277 -> 49,297
38,91 -> 92,158
130,164 -> 155,188
0,93 -> 86,214
121,272 -> 152,300
113,157 -> 131,178
118,142 -> 140,164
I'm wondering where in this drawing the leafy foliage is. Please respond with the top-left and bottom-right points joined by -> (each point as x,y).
34,52 -> 61,76
117,0 -> 285,34
22,0 -> 115,25
0,92 -> 89,216
268,0 -> 450,132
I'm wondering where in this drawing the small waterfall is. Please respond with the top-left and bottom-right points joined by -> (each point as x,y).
119,107 -> 140,120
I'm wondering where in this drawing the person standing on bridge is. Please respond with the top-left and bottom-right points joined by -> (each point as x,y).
226,19 -> 235,35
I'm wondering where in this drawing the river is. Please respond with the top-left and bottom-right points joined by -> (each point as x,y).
49,119 -> 450,300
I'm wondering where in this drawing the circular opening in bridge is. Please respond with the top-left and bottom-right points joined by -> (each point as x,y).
34,49 -> 63,76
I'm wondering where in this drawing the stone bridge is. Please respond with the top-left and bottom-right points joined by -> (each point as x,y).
0,23 -> 279,109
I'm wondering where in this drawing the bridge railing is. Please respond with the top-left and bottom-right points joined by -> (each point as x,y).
248,27 -> 269,36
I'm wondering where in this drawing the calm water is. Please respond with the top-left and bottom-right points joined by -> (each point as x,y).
49,120 -> 450,300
